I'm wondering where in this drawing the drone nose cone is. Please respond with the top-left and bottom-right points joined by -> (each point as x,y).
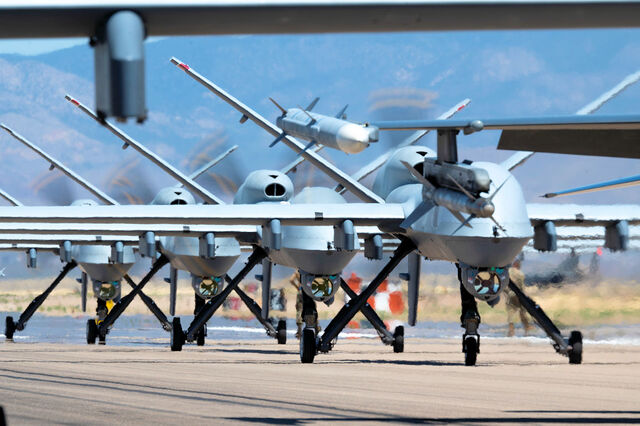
336,123 -> 371,153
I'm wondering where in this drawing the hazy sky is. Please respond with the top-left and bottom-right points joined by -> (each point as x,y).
0,38 -> 86,55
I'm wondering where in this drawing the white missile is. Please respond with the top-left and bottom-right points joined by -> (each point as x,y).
270,98 -> 378,154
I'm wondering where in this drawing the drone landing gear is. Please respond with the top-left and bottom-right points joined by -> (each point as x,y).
228,279 -> 286,345
299,240 -> 415,363
508,281 -> 582,364
95,255 -> 169,345
339,278 -> 404,353
171,248 -> 266,351
123,274 -> 172,332
457,267 -> 481,366
4,261 -> 77,341
194,295 -> 207,346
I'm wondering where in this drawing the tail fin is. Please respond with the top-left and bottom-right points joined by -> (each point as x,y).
335,104 -> 348,119
305,97 -> 320,112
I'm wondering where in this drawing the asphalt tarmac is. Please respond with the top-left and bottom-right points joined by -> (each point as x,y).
0,339 -> 639,425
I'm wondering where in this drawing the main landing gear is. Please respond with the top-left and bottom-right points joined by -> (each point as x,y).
89,255 -> 169,345
170,248 -> 267,352
228,277 -> 287,345
339,278 -> 405,353
4,261 -> 77,341
455,263 -> 583,366
508,280 -> 583,364
298,239 -> 416,363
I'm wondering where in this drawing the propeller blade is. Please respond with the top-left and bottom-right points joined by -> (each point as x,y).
169,266 -> 177,316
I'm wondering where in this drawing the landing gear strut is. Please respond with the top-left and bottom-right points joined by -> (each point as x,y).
95,255 -> 169,344
170,248 -> 266,351
340,278 -> 404,352
458,265 -> 481,366
508,280 -> 583,364
4,261 -> 77,341
299,239 -> 415,363
228,276 -> 286,344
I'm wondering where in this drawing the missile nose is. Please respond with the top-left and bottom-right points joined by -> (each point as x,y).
479,201 -> 495,217
336,124 -> 371,153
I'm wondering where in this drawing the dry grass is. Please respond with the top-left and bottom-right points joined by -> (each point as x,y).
1,274 -> 639,327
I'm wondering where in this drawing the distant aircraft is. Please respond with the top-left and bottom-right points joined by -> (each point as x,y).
0,123 -> 234,344
0,267 -> 6,277
1,1 -> 639,122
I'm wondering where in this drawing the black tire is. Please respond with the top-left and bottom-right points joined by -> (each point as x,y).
86,319 -> 97,344
196,327 -> 206,347
276,319 -> 287,345
393,326 -> 405,353
5,316 -> 15,341
300,328 -> 316,364
464,336 -> 478,366
98,327 -> 107,345
170,317 -> 184,352
568,330 -> 583,364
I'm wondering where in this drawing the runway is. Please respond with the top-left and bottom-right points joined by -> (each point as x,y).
1,339 -> 639,424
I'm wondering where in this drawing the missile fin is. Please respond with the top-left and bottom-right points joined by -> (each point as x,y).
297,105 -> 317,124
400,161 -> 435,190
447,174 -> 476,201
399,201 -> 431,230
451,213 -> 475,235
269,133 -> 286,147
269,97 -> 287,115
335,104 -> 348,119
305,97 -> 320,112
296,140 -> 317,157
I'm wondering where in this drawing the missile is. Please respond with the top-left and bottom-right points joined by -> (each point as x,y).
270,98 -> 378,154
400,160 -> 506,233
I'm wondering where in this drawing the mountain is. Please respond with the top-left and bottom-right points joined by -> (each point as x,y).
1,29 -> 640,276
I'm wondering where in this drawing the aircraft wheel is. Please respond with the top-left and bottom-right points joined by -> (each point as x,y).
276,319 -> 287,345
5,316 -> 15,341
568,330 -> 583,364
98,327 -> 107,345
300,328 -> 316,364
86,319 -> 97,344
393,326 -> 404,353
464,336 -> 478,366
196,327 -> 206,347
170,317 -> 184,352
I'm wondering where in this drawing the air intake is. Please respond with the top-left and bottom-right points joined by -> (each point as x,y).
170,199 -> 187,205
412,162 -> 424,177
265,183 -> 286,197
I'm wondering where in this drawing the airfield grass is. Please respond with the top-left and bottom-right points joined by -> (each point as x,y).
1,274 -> 639,327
